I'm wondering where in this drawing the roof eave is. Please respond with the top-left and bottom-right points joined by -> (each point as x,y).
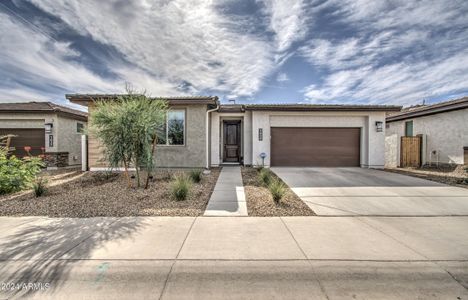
244,106 -> 402,112
66,94 -> 219,106
386,102 -> 468,122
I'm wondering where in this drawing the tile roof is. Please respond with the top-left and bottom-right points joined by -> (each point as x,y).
242,103 -> 402,112
386,96 -> 468,122
66,94 -> 219,105
0,101 -> 87,120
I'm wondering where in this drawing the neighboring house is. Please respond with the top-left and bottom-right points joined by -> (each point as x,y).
0,102 -> 88,168
385,97 -> 468,167
67,94 -> 400,170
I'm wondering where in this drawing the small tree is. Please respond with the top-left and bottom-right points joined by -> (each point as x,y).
90,89 -> 168,188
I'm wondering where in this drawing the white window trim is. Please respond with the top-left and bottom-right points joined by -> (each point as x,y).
158,109 -> 186,147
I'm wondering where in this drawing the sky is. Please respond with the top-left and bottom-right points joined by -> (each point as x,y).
0,0 -> 467,109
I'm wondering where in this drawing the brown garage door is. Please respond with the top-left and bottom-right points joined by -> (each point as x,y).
0,128 -> 45,157
271,127 -> 361,167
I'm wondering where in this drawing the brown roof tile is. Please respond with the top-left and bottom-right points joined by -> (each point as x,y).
243,103 -> 402,112
0,101 -> 87,120
66,94 -> 219,106
386,96 -> 468,122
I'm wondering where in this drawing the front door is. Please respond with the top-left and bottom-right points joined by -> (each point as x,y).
223,121 -> 240,162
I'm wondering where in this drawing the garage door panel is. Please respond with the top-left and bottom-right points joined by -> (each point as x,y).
0,128 -> 45,157
271,127 -> 360,167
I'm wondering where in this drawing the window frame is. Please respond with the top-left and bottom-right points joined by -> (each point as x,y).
76,122 -> 84,134
405,120 -> 413,137
157,108 -> 186,147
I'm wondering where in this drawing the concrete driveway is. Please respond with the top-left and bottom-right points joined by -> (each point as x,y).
272,167 -> 468,216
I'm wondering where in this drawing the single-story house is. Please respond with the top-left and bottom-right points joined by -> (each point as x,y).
0,101 -> 88,168
385,97 -> 468,167
67,94 -> 401,170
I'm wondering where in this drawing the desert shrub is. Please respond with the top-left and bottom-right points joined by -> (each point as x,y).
0,146 -> 43,195
268,178 -> 287,204
258,168 -> 272,186
189,169 -> 203,183
171,174 -> 192,201
33,177 -> 47,197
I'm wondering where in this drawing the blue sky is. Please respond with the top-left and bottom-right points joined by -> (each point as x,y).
0,0 -> 467,109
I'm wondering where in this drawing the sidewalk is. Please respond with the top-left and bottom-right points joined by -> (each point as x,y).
1,216 -> 467,299
204,166 -> 247,216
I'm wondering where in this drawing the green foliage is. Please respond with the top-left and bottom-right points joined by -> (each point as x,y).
33,177 -> 47,197
171,174 -> 192,201
89,88 -> 168,188
268,178 -> 287,204
189,169 -> 203,183
0,140 -> 44,195
258,168 -> 272,186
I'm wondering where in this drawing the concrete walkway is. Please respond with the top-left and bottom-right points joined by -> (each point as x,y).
204,166 -> 247,216
1,216 -> 467,299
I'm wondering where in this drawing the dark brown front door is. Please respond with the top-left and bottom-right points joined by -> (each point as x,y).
271,127 -> 361,167
223,121 -> 240,162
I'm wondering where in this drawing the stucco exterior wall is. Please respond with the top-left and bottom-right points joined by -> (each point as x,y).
154,105 -> 207,168
386,108 -> 468,166
250,111 -> 386,168
56,116 -> 85,166
0,112 -> 86,165
87,104 -> 208,169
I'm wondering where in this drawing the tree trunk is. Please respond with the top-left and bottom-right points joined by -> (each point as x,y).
145,134 -> 157,189
135,157 -> 140,188
123,157 -> 132,188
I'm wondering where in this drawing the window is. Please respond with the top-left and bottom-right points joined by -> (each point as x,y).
157,110 -> 185,145
405,121 -> 413,136
77,123 -> 84,134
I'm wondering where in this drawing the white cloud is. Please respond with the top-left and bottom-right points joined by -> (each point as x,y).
303,51 -> 468,105
27,0 -> 277,97
258,0 -> 308,52
0,13 -> 123,99
301,0 -> 468,104
276,72 -> 289,82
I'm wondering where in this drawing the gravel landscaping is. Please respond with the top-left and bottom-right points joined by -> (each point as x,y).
385,165 -> 468,188
241,167 -> 315,216
0,168 -> 220,217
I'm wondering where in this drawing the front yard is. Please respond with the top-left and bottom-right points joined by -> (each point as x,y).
385,165 -> 468,188
0,169 -> 220,217
241,167 -> 315,216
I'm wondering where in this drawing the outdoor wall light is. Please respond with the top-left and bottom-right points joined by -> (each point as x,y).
44,123 -> 53,133
375,121 -> 383,132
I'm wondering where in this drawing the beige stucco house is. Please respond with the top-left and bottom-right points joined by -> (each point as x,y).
67,94 -> 400,171
385,97 -> 468,167
0,102 -> 87,167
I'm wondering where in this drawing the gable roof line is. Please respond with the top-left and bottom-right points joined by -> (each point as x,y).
240,104 -> 401,112
66,94 -> 219,106
0,101 -> 87,121
386,96 -> 468,122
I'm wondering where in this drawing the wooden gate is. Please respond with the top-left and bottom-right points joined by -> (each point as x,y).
400,136 -> 421,167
